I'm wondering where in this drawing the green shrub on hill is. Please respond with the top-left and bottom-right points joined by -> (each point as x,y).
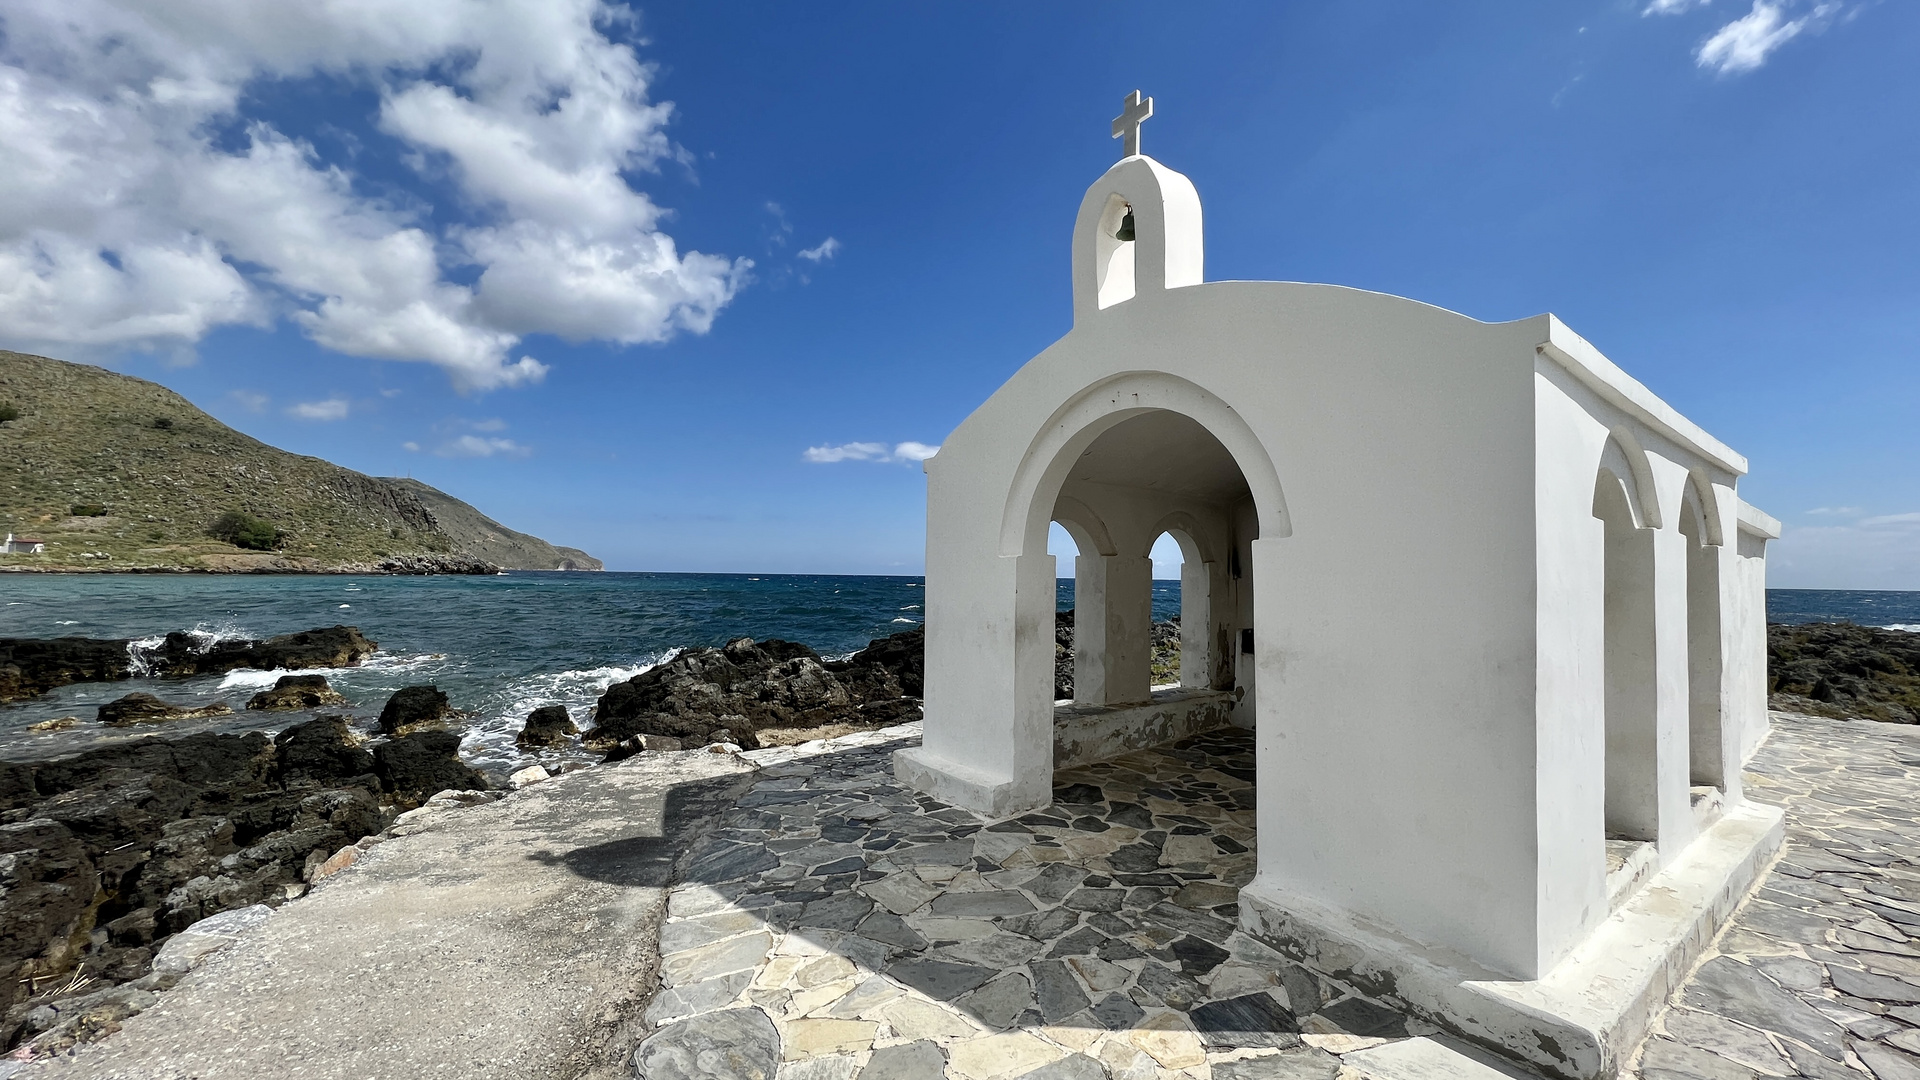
209,510 -> 283,551
69,504 -> 107,517
0,403 -> 17,423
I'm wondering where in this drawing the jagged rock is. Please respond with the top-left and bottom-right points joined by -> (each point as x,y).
377,685 -> 452,735
1769,622 -> 1920,724
273,717 -> 375,785
585,635 -> 924,751
0,819 -> 100,1013
0,637 -> 130,704
28,732 -> 277,804
516,705 -> 577,749
830,626 -> 926,697
141,625 -> 377,679
373,730 -> 486,803
246,674 -> 345,711
96,693 -> 232,727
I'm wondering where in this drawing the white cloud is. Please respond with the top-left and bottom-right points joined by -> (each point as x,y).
1859,512 -> 1920,528
1805,506 -> 1862,516
0,0 -> 749,389
1696,1 -> 1833,74
402,441 -> 421,452
1644,0 -> 1712,14
798,238 -> 842,263
803,440 -> 939,464
227,389 -> 269,412
288,396 -> 348,421
469,418 -> 509,432
436,434 -> 530,458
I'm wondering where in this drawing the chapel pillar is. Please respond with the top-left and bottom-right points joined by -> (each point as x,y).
1650,526 -> 1699,857
1074,553 -> 1153,705
1179,560 -> 1216,689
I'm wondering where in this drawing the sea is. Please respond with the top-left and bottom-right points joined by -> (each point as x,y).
0,575 -> 1912,775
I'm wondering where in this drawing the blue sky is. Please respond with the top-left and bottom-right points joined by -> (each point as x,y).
2,2 -> 1915,585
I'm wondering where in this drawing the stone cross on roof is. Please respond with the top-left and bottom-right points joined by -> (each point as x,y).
1111,90 -> 1153,159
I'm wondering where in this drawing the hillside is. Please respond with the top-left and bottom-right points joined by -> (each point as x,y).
0,351 -> 600,573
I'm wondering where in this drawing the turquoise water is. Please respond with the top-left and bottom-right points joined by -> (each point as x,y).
0,574 -> 1909,772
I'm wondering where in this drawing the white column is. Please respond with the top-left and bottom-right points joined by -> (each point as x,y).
1179,560 -> 1215,689
1652,527 -> 1697,856
1074,553 -> 1152,705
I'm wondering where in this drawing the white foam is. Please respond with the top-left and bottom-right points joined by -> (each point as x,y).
338,604 -> 351,609
54,620 -> 78,626
891,617 -> 918,624
1883,624 -> 1920,633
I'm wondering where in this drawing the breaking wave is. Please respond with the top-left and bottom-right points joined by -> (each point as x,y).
126,619 -> 256,677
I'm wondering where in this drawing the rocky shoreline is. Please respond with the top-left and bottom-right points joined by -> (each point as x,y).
0,554 -> 503,576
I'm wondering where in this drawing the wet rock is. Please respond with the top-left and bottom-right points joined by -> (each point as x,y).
0,637 -> 134,704
30,732 -> 276,801
515,705 -> 577,749
373,729 -> 486,803
143,625 -> 377,679
377,685 -> 452,735
246,674 -> 345,711
273,717 -> 376,785
96,693 -> 232,727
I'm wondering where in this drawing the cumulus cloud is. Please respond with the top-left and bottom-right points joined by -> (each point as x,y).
1644,0 -> 1712,14
803,441 -> 939,464
1696,1 -> 1835,74
288,397 -> 348,421
227,390 -> 269,413
798,238 -> 842,263
0,0 -> 750,390
402,441 -> 421,452
436,434 -> 531,458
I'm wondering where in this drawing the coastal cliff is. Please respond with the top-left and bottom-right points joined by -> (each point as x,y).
0,351 -> 600,573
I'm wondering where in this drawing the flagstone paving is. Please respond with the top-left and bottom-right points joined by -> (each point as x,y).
636,713 -> 1920,1079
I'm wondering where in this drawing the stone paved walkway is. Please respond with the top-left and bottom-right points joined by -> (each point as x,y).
1630,713 -> 1920,1080
636,713 -> 1920,1080
639,725 -> 1438,1080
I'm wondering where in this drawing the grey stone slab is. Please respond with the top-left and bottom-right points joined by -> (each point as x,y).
633,1007 -> 780,1080
658,909 -> 766,954
1682,957 -> 1849,1059
1661,1007 -> 1796,1075
1859,1043 -> 1920,1080
1785,1041 -> 1864,1080
1145,902 -> 1236,942
1062,888 -> 1127,913
1003,907 -> 1081,941
928,889 -> 1037,917
1315,995 -> 1409,1039
886,957 -> 996,1000
1736,901 -> 1845,946
1010,1054 -> 1107,1080
1751,955 -> 1825,992
1636,1036 -> 1757,1080
1030,959 -> 1092,1023
1133,961 -> 1204,1011
1092,992 -> 1145,1030
956,972 -> 1035,1030
1834,966 -> 1920,1004
861,872 -> 941,915
940,930 -> 1045,968
1022,863 -> 1090,902
661,930 -> 775,986
643,971 -> 753,1025
855,910 -> 927,950
1170,935 -> 1231,978
797,892 -> 876,931
687,842 -> 781,884
1190,991 -> 1300,1048
890,840 -> 976,866
859,1040 -> 947,1080
781,1053 -> 859,1079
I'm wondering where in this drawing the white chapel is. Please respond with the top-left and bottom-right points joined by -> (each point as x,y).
896,92 -> 1787,1079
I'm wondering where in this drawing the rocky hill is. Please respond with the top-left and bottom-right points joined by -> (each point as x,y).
0,351 -> 600,572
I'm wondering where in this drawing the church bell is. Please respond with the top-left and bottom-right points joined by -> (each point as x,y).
1114,207 -> 1136,242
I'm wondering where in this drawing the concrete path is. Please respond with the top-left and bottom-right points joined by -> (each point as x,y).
21,749 -> 756,1080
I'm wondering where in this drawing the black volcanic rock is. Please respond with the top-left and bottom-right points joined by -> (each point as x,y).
516,705 -> 578,750
377,685 -> 452,735
274,717 -> 376,785
0,637 -> 131,704
373,730 -> 486,802
1769,623 -> 1920,724
0,625 -> 378,706
96,693 -> 231,727
247,674 -> 346,711
585,635 -> 923,751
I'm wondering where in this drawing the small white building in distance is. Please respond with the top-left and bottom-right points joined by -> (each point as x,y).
898,92 -> 1786,1079
2,534 -> 45,554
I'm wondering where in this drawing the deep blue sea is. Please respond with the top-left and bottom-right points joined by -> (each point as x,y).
0,575 -> 1909,773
